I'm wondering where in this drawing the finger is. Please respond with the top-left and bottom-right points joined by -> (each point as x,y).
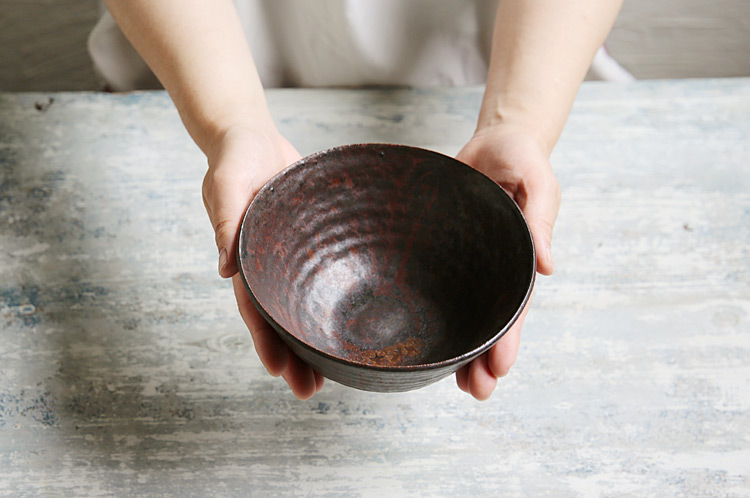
314,371 -> 326,393
455,364 -> 470,393
522,175 -> 561,276
282,353 -> 318,400
468,353 -> 498,401
232,274 -> 289,376
488,286 -> 533,377
487,316 -> 523,378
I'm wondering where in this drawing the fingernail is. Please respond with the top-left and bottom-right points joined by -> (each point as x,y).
218,247 -> 228,276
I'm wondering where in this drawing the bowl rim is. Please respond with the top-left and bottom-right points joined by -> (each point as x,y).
237,142 -> 536,372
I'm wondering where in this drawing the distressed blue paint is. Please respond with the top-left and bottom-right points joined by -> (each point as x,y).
0,286 -> 43,327
0,390 -> 58,429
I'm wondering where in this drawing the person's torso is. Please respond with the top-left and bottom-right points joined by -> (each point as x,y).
89,0 -> 498,91
241,0 -> 497,87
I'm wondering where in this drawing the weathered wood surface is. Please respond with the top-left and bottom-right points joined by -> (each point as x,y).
1,79 -> 748,497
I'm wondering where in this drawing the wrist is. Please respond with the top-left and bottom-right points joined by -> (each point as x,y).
204,121 -> 281,167
473,108 -> 554,158
187,99 -> 276,157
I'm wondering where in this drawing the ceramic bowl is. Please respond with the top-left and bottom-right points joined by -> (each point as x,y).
237,143 -> 535,392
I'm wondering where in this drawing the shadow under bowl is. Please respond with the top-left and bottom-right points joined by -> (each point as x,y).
238,143 -> 535,392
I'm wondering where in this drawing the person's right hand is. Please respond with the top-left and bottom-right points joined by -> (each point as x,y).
202,124 -> 326,399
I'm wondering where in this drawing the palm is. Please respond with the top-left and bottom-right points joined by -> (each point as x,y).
454,127 -> 560,400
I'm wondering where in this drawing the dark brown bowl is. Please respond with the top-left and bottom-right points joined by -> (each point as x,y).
237,143 -> 535,392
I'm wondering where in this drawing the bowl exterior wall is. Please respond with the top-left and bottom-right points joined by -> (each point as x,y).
283,328 -> 465,392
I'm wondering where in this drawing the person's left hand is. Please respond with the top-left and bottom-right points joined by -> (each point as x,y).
454,123 -> 561,400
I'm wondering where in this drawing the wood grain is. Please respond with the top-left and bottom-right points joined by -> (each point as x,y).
0,0 -> 100,91
0,80 -> 748,496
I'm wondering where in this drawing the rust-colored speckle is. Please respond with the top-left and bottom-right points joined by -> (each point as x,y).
341,336 -> 426,367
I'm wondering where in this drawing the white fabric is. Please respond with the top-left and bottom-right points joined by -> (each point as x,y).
88,0 -> 498,91
88,10 -> 161,91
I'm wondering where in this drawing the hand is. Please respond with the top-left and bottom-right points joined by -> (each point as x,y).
202,124 -> 325,399
454,124 -> 561,400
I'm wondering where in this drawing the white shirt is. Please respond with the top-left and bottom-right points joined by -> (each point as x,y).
89,0 -> 499,91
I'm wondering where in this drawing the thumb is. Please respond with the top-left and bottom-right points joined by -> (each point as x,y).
522,176 -> 561,276
203,170 -> 254,279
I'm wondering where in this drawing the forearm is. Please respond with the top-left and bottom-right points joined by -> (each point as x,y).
480,0 -> 623,155
104,0 -> 272,155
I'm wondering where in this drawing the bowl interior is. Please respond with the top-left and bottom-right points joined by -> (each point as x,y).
238,144 -> 534,369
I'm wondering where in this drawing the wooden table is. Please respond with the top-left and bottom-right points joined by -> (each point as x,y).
1,79 -> 748,497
